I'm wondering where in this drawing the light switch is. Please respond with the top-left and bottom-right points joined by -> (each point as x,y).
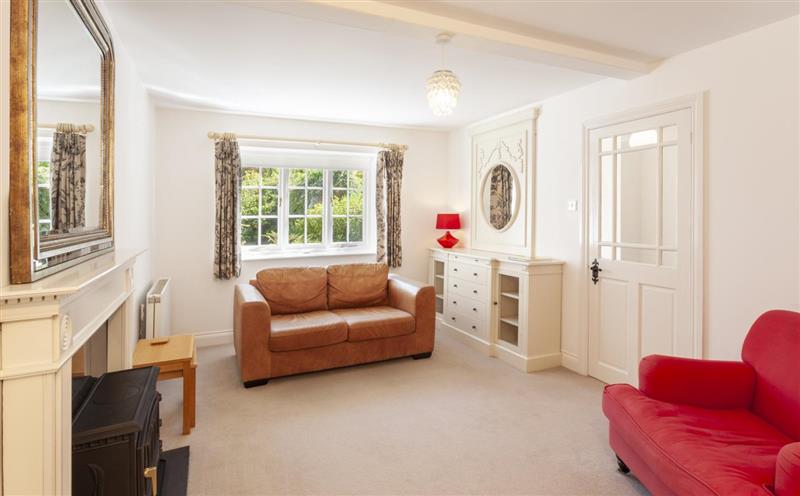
568,200 -> 578,211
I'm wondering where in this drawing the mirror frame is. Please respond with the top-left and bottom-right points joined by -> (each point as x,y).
9,0 -> 115,283
479,162 -> 521,233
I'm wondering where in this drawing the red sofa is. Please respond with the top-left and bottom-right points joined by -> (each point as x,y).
603,310 -> 800,496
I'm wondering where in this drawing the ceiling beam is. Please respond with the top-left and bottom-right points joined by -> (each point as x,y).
309,0 -> 656,79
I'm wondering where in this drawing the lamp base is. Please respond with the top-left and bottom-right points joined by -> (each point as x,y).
437,231 -> 459,249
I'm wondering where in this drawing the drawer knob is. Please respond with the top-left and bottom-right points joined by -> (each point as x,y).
472,308 -> 477,312
452,301 -> 457,304
454,268 -> 458,272
473,272 -> 478,276
471,325 -> 476,330
454,284 -> 458,288
451,316 -> 456,321
473,290 -> 478,294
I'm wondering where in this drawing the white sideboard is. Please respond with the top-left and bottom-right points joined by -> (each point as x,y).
429,247 -> 563,372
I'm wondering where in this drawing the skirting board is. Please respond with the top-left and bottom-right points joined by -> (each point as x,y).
437,319 -> 492,354
194,329 -> 233,348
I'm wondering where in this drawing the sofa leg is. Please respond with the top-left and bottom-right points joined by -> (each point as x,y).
616,455 -> 630,474
243,378 -> 270,388
412,352 -> 433,360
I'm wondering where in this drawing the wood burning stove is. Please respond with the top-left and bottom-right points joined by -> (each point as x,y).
72,367 -> 162,496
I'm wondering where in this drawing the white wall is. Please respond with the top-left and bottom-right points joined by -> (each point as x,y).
153,107 -> 449,335
1,4 -> 156,352
450,16 -> 800,366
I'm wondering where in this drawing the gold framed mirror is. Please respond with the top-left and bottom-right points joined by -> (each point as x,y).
9,0 -> 115,283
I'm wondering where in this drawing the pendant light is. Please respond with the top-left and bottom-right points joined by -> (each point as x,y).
426,33 -> 461,116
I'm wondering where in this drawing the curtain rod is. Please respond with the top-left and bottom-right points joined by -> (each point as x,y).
207,132 -> 407,151
38,123 -> 95,133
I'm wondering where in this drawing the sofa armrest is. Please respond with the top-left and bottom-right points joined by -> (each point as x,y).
388,275 -> 435,353
776,442 -> 800,496
233,284 -> 272,383
639,354 -> 755,409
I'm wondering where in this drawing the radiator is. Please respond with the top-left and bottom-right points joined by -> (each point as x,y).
145,278 -> 172,338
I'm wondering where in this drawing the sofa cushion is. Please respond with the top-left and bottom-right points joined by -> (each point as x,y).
327,263 -> 389,310
255,267 -> 327,315
269,311 -> 347,352
603,383 -> 792,496
333,306 -> 415,342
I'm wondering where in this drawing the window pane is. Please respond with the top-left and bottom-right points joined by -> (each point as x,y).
241,189 -> 259,215
349,217 -> 363,242
307,169 -> 323,187
260,218 -> 278,245
261,167 -> 279,186
307,189 -> 323,215
39,221 -> 50,237
289,189 -> 305,215
349,170 -> 363,190
348,189 -> 363,215
242,168 -> 260,186
241,219 -> 258,245
332,190 -> 347,215
37,161 -> 49,185
307,217 -> 322,243
616,148 -> 658,245
261,188 -> 278,216
289,169 -> 305,186
333,170 -> 347,188
333,217 -> 347,242
38,187 -> 50,219
289,218 -> 305,244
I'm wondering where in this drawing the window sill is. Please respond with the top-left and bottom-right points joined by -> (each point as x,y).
241,248 -> 377,263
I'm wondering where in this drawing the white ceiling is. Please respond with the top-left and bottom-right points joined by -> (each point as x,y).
101,1 -> 799,129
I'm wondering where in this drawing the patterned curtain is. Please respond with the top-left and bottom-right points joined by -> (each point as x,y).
214,134 -> 242,279
489,165 -> 513,230
376,146 -> 405,268
49,123 -> 86,233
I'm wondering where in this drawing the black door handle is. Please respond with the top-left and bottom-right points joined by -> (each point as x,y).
590,258 -> 602,284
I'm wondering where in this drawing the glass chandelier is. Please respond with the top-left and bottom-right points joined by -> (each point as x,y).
426,33 -> 461,116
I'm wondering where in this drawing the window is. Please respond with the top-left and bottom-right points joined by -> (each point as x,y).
36,133 -> 53,236
239,147 -> 374,258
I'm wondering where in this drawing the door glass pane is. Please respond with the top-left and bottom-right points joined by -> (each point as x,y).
600,137 -> 613,152
616,148 -> 658,245
600,154 -> 613,242
617,129 -> 657,150
616,247 -> 657,264
662,250 -> 677,267
662,125 -> 678,142
662,145 -> 678,248
600,245 -> 613,260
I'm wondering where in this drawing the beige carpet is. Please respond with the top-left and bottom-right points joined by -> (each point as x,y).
157,329 -> 648,495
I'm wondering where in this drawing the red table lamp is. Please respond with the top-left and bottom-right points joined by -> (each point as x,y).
436,213 -> 461,248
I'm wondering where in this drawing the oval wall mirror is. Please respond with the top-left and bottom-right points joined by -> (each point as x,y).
481,164 -> 518,231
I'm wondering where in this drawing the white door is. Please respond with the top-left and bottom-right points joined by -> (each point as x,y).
588,108 -> 696,385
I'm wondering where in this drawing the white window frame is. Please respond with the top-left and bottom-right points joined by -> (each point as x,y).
239,146 -> 376,260
36,133 -> 54,235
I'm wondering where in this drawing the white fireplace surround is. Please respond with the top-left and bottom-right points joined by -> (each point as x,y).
0,250 -> 142,495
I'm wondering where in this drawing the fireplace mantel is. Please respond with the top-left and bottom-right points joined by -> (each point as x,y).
0,249 -> 143,495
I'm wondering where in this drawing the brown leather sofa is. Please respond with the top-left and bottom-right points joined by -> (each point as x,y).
233,263 -> 435,387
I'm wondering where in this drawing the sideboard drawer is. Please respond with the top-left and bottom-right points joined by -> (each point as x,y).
447,295 -> 487,322
449,261 -> 488,284
449,277 -> 487,301
443,310 -> 486,337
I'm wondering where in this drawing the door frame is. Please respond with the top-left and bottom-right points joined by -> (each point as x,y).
576,93 -> 706,376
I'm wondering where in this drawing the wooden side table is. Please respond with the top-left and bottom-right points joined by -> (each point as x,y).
133,334 -> 197,435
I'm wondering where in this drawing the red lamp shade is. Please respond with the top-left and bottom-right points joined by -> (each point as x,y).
436,213 -> 461,230
435,213 -> 461,248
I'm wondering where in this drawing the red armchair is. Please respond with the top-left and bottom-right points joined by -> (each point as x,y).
603,310 -> 800,496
